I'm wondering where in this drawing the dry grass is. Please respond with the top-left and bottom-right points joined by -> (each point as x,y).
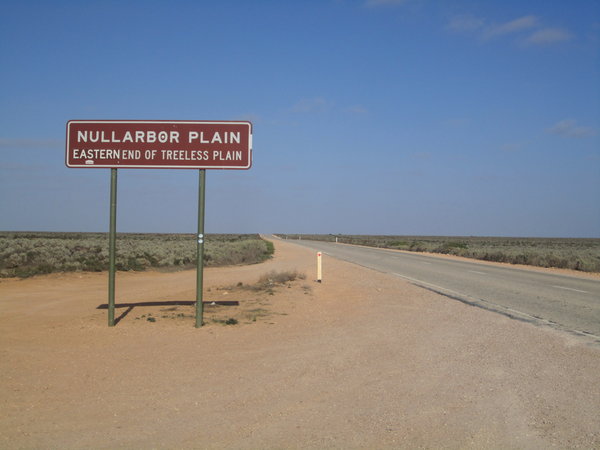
257,270 -> 306,285
137,270 -> 309,326
0,232 -> 274,278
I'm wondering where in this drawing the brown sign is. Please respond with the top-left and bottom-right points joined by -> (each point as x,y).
66,120 -> 252,169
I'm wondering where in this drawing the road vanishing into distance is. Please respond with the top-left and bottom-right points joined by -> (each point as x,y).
280,237 -> 600,340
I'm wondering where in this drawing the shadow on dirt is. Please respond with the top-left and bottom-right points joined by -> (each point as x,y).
96,300 -> 240,324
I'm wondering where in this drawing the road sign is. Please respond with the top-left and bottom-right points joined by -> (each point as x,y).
65,119 -> 253,328
66,120 -> 252,169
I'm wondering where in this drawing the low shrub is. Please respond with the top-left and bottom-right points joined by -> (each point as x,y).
257,270 -> 305,286
0,232 -> 275,278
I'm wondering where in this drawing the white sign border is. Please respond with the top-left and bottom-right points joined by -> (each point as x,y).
66,120 -> 253,170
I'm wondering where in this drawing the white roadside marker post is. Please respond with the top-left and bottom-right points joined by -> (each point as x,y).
317,252 -> 322,283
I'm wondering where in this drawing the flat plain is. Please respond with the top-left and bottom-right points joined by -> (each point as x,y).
280,234 -> 600,272
1,237 -> 599,448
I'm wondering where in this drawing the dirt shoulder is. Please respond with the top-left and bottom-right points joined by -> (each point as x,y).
1,238 -> 599,448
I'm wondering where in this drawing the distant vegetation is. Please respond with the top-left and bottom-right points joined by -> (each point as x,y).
278,234 -> 600,273
0,232 -> 274,278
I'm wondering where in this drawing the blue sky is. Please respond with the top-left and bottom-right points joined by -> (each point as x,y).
1,0 -> 599,237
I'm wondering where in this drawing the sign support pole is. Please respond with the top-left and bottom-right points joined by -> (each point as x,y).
195,169 -> 206,328
108,168 -> 118,326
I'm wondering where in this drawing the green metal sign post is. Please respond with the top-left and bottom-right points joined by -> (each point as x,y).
106,168 -> 208,328
196,169 -> 206,328
108,168 -> 118,326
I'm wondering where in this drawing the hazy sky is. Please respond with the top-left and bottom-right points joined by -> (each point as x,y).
1,0 -> 599,237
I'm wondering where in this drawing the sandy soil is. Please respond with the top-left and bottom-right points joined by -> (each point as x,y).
1,237 -> 599,449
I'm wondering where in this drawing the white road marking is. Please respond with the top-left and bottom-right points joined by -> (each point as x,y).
422,262 -> 432,265
467,270 -> 487,275
392,273 -> 461,295
552,285 -> 588,294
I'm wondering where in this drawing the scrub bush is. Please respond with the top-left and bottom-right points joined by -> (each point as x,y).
0,232 -> 274,278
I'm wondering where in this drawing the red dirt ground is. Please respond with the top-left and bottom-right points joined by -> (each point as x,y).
1,238 -> 599,448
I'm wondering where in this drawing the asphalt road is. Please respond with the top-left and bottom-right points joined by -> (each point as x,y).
281,238 -> 600,340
